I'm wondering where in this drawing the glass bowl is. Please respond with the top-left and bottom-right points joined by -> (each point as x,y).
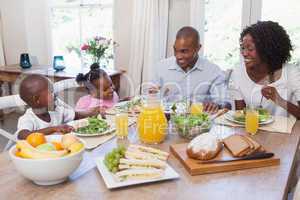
171,113 -> 212,140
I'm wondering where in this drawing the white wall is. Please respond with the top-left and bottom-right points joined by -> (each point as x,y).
0,11 -> 5,66
0,0 -> 50,65
0,0 -> 28,65
167,0 -> 191,57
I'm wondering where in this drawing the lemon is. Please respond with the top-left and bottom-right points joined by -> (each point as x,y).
68,142 -> 84,154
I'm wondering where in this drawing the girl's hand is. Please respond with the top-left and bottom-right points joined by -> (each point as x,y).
261,86 -> 283,104
90,106 -> 107,116
119,96 -> 132,102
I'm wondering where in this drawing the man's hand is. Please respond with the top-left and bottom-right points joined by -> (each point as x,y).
53,125 -> 74,134
203,102 -> 219,114
261,86 -> 283,104
148,85 -> 160,94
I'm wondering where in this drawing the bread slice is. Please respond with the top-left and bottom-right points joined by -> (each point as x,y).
238,136 -> 255,156
244,135 -> 261,153
223,135 -> 250,157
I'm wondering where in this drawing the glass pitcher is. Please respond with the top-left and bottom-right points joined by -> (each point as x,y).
137,92 -> 167,144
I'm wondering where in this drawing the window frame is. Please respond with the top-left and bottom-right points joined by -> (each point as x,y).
46,0 -> 114,67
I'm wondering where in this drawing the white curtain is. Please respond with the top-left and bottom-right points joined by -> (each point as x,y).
0,12 -> 5,66
127,0 -> 169,95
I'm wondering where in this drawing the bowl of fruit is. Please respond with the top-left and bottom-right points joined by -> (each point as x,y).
9,133 -> 85,186
171,113 -> 212,140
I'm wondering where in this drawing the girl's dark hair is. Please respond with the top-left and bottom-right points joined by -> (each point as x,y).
76,63 -> 108,84
240,21 -> 293,73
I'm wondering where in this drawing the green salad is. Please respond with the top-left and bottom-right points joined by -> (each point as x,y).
172,113 -> 211,139
233,108 -> 270,123
75,116 -> 109,135
115,97 -> 142,112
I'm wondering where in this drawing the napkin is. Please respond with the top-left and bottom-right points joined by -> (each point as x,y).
79,133 -> 116,150
214,115 -> 296,134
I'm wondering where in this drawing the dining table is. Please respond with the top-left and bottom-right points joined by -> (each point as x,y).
0,121 -> 299,200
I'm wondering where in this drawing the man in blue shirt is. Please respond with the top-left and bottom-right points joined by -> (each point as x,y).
151,26 -> 229,113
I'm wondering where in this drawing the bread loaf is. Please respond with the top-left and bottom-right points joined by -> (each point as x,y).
186,132 -> 222,160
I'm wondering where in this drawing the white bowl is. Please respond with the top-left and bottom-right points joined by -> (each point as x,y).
9,135 -> 85,186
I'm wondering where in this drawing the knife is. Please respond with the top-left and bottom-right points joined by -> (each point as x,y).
197,152 -> 274,164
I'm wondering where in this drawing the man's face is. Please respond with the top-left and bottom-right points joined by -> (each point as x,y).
173,37 -> 200,70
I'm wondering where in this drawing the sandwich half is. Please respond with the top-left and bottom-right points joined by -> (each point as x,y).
115,168 -> 164,181
128,144 -> 169,161
118,158 -> 167,170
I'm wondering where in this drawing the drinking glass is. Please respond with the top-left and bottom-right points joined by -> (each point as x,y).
245,107 -> 259,135
115,113 -> 129,139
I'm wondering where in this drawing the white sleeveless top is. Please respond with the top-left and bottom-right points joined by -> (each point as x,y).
229,63 -> 300,117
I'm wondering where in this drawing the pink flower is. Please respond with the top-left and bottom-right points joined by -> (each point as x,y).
81,44 -> 90,51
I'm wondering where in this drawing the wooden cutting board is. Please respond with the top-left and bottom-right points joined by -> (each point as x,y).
170,143 -> 280,176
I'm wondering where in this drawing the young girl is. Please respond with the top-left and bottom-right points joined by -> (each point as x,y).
75,63 -> 119,111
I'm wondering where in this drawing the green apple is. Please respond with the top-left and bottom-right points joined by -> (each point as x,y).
36,143 -> 56,151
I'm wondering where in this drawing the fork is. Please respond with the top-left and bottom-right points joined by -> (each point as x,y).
258,95 -> 264,108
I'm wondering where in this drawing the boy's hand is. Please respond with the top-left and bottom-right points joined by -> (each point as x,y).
54,125 -> 74,134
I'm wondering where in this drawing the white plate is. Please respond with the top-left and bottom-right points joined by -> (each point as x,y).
95,156 -> 180,189
68,118 -> 116,137
224,110 -> 274,125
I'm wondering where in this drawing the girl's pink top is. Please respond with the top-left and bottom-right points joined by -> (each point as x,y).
75,92 -> 119,111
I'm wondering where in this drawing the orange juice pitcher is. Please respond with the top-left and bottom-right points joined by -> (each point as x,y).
137,93 -> 167,144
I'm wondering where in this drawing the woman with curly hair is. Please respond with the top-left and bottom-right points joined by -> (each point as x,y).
230,21 -> 300,118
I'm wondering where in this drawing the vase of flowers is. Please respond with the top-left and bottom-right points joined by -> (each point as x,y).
81,36 -> 116,68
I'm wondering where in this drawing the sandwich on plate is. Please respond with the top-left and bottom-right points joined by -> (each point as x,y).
127,144 -> 169,161
115,168 -> 164,181
118,158 -> 167,170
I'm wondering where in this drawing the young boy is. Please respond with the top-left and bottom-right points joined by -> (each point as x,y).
17,74 -> 104,139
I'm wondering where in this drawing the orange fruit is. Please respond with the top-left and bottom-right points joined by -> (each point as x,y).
51,141 -> 64,150
26,133 -> 46,147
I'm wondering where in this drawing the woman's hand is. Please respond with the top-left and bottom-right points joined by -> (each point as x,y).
261,86 -> 283,104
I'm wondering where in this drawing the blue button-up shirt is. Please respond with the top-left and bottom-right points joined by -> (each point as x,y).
152,56 -> 227,103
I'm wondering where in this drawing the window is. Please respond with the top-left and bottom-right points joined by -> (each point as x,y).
261,0 -> 300,66
204,0 -> 243,70
48,0 -> 114,69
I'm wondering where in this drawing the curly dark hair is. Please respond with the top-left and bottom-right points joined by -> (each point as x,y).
75,63 -> 108,83
240,21 -> 293,72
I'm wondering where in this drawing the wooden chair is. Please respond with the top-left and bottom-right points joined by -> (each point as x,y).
0,78 -> 79,151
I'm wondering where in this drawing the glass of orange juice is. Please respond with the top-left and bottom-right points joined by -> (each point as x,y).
245,107 -> 259,135
115,113 -> 129,139
190,102 -> 203,115
137,93 -> 167,144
